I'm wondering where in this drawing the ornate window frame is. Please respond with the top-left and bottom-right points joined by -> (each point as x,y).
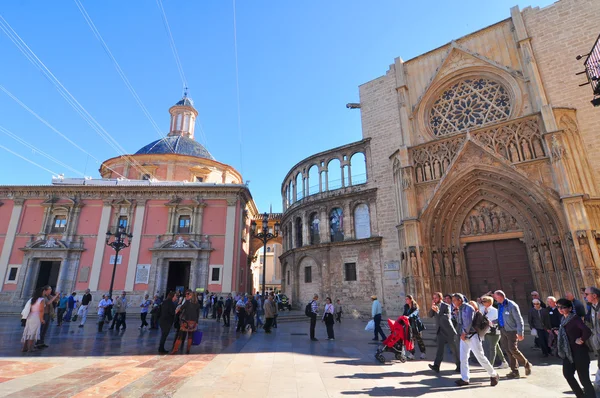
416,67 -> 523,141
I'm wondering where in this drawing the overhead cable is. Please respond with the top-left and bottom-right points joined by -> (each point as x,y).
232,0 -> 244,175
73,0 -> 175,154
0,143 -> 58,176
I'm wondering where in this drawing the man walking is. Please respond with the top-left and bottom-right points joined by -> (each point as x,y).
494,290 -> 531,379
428,292 -> 460,373
371,295 -> 386,341
139,294 -> 151,330
235,295 -> 246,332
255,294 -> 264,330
223,294 -> 232,327
453,293 -> 499,387
97,294 -> 110,332
64,292 -> 76,322
36,286 -> 58,349
264,293 -> 276,333
56,293 -> 68,327
245,295 -> 256,333
77,289 -> 92,328
585,286 -> 600,391
309,294 -> 319,341
111,291 -> 128,331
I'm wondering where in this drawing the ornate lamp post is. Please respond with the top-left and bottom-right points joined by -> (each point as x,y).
251,212 -> 280,296
105,226 -> 132,299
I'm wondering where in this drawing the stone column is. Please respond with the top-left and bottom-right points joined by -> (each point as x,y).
319,207 -> 329,243
343,202 -> 352,240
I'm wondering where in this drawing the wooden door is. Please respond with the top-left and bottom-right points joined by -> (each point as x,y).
464,239 -> 534,310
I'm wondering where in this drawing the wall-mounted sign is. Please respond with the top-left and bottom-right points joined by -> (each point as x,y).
109,255 -> 122,265
135,264 -> 150,284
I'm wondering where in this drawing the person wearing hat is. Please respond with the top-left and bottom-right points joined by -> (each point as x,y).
371,295 -> 386,341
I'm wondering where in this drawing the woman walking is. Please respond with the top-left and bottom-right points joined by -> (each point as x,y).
323,297 -> 335,340
170,290 -> 201,355
529,298 -> 551,358
403,295 -> 426,359
22,287 -> 45,352
481,296 -> 509,368
556,298 -> 595,398
158,292 -> 176,354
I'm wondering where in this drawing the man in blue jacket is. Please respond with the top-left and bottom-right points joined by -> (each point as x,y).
494,290 -> 532,379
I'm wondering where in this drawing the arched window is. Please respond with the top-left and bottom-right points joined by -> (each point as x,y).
296,173 -> 303,201
350,152 -> 367,185
295,217 -> 303,247
429,77 -> 511,136
327,159 -> 341,190
329,207 -> 344,242
309,212 -> 320,245
289,180 -> 295,204
354,203 -> 371,239
307,165 -> 319,195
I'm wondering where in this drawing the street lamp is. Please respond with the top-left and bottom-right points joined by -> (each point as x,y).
251,212 -> 280,296
105,226 -> 133,299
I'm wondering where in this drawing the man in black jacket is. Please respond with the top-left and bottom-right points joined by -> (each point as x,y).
223,294 -> 232,327
158,292 -> 177,354
428,291 -> 460,373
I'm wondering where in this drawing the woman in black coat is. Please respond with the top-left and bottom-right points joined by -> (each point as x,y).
158,291 -> 176,354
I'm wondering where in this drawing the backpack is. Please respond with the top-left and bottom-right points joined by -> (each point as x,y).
305,300 -> 314,317
472,310 -> 491,336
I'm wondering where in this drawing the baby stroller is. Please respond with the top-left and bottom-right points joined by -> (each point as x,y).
374,316 -> 414,363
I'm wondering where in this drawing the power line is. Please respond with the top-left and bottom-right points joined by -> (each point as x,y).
0,84 -> 128,179
73,0 -> 175,154
232,0 -> 244,175
0,14 -> 156,180
0,124 -> 84,176
156,0 -> 188,90
0,143 -> 58,176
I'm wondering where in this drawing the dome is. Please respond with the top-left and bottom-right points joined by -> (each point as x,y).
135,136 -> 214,160
175,97 -> 194,107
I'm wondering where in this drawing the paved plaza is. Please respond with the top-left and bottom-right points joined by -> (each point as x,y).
0,315 -> 596,397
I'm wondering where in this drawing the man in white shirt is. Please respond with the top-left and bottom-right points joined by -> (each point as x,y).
371,295 -> 386,341
97,294 -> 110,332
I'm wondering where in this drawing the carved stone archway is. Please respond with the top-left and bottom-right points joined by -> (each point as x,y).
419,140 -> 573,303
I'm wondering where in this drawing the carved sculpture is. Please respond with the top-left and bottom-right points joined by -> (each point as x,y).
460,201 -> 520,236
491,212 -> 499,233
579,236 -> 595,269
509,142 -> 520,162
532,246 -> 543,273
521,139 -> 532,160
43,237 -> 57,248
554,243 -> 566,271
172,236 -> 188,248
481,207 -> 493,233
551,135 -> 566,163
461,220 -> 471,236
433,253 -> 441,276
401,252 -> 408,276
453,253 -> 462,276
410,251 -> 419,276
420,252 -> 429,277
470,215 -> 478,235
543,247 -> 554,272
443,252 -> 453,276
411,135 -> 466,183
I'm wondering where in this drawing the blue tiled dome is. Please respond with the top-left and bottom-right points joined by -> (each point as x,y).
135,136 -> 214,160
175,97 -> 194,107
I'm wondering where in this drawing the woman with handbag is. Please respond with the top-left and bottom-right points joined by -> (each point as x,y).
322,297 -> 335,340
556,298 -> 595,398
403,295 -> 426,359
170,290 -> 201,355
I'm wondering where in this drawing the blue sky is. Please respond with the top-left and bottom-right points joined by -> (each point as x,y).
0,0 -> 555,212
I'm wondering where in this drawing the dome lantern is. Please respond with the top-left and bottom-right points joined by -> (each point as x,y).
168,92 -> 198,139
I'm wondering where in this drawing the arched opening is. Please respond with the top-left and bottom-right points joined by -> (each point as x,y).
327,159 -> 341,190
289,180 -> 295,204
354,203 -> 371,239
309,212 -> 320,245
295,217 -> 303,247
250,243 -> 283,294
307,165 -> 319,196
329,207 -> 344,242
295,173 -> 304,201
350,152 -> 367,185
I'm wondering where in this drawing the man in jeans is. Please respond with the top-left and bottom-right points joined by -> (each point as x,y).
309,294 -> 319,341
371,295 -> 386,341
428,291 -> 460,373
78,289 -> 92,328
494,290 -> 531,379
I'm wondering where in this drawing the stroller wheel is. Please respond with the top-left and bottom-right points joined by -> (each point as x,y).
395,353 -> 407,362
375,354 -> 386,363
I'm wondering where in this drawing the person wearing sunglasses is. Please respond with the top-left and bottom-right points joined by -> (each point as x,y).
528,299 -> 551,357
556,298 -> 595,398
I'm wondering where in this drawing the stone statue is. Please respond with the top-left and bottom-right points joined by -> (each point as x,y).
453,253 -> 462,276
401,252 -> 408,276
554,243 -> 566,271
172,236 -> 188,248
433,254 -> 441,276
461,220 -> 471,236
420,253 -> 429,277
470,215 -> 478,234
410,251 -> 419,276
521,139 -> 532,160
424,162 -> 432,181
432,159 -> 440,179
543,247 -> 554,271
43,237 -> 57,248
482,207 -> 493,233
415,166 -> 423,183
510,217 -> 518,230
532,138 -> 544,158
443,252 -> 452,276
579,236 -> 595,269
491,212 -> 499,233
532,246 -> 543,273
478,215 -> 486,234
499,211 -> 508,232
509,142 -> 520,162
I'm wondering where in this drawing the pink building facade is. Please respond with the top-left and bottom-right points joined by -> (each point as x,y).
0,96 -> 257,312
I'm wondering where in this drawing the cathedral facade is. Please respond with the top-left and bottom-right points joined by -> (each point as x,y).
280,0 -> 600,315
0,96 -> 257,312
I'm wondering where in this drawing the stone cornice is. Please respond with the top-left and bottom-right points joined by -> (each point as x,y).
279,236 -> 382,259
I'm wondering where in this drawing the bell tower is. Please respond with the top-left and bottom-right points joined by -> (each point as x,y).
168,91 -> 198,139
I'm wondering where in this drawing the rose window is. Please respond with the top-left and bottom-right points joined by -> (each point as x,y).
429,78 -> 512,136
